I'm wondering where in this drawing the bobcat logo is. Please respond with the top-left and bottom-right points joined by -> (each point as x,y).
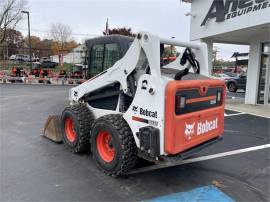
132,106 -> 138,113
185,122 -> 195,140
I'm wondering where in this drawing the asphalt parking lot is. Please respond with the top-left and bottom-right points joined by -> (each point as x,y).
0,84 -> 269,202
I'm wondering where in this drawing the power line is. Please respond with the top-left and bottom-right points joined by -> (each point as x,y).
0,45 -> 75,52
18,28 -> 101,37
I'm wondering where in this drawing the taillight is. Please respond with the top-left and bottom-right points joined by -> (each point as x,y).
217,90 -> 222,104
175,95 -> 186,110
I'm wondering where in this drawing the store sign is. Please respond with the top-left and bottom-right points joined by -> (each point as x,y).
201,0 -> 270,26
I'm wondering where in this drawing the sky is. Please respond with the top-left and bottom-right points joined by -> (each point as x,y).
17,0 -> 249,61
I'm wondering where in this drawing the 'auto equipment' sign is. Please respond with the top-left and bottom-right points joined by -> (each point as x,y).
201,0 -> 270,26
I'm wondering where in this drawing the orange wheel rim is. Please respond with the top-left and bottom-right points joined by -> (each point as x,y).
96,131 -> 115,162
65,117 -> 76,142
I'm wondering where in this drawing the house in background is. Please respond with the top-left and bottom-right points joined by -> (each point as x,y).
50,44 -> 87,64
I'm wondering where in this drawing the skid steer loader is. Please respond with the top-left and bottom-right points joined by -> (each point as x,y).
44,32 -> 226,176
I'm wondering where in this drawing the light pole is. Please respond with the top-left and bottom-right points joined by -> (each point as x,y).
21,10 -> 32,72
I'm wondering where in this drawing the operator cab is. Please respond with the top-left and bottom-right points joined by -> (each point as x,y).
85,35 -> 133,79
86,35 -> 181,79
84,34 -> 208,113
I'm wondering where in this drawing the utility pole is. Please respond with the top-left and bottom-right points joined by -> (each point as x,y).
22,11 -> 32,72
105,18 -> 109,35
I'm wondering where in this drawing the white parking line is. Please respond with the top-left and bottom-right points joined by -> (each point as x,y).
129,144 -> 270,174
225,108 -> 270,119
177,144 -> 270,165
224,112 -> 246,117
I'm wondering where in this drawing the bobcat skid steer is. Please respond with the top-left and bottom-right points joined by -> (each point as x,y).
59,32 -> 226,176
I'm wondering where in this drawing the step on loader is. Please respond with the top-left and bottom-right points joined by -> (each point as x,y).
43,32 -> 226,176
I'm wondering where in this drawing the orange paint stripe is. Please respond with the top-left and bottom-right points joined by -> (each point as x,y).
132,116 -> 148,124
132,116 -> 141,121
186,95 -> 217,104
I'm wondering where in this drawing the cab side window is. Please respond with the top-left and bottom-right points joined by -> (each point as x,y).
103,43 -> 120,70
90,44 -> 104,75
89,43 -> 120,77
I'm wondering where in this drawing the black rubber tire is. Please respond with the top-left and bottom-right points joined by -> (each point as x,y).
61,103 -> 95,153
91,114 -> 137,177
228,82 -> 237,92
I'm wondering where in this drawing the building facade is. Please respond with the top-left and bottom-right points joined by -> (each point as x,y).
184,0 -> 270,105
50,44 -> 86,64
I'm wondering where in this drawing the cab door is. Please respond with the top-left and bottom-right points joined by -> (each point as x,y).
88,43 -> 121,78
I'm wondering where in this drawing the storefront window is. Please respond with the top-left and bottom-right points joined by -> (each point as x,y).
257,43 -> 270,105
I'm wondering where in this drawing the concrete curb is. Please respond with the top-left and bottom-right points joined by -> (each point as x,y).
226,103 -> 270,118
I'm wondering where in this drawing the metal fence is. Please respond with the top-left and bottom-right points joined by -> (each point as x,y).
0,76 -> 86,85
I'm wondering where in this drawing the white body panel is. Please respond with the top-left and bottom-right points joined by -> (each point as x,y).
69,32 -> 209,155
123,74 -> 168,154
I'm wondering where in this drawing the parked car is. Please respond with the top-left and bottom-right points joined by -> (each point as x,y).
9,54 -> 30,62
38,57 -> 58,68
224,72 -> 238,77
40,57 -> 51,63
9,55 -> 17,60
212,73 -> 231,80
32,61 -> 58,69
225,73 -> 247,92
41,61 -> 58,68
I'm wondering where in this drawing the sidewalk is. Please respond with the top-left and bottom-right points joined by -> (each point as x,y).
226,100 -> 270,118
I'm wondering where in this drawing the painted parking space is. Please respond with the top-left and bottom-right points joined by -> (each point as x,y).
147,186 -> 234,202
142,112 -> 270,201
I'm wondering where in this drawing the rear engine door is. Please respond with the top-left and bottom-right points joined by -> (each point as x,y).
165,79 -> 226,155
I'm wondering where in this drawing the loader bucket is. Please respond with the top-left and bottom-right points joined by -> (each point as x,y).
42,115 -> 63,143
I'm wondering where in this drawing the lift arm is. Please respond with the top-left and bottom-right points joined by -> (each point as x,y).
69,32 -> 209,103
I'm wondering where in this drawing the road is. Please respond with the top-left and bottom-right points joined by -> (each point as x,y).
0,84 -> 269,201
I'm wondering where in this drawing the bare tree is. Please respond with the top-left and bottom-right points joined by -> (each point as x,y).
0,0 -> 27,44
50,23 -> 72,50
